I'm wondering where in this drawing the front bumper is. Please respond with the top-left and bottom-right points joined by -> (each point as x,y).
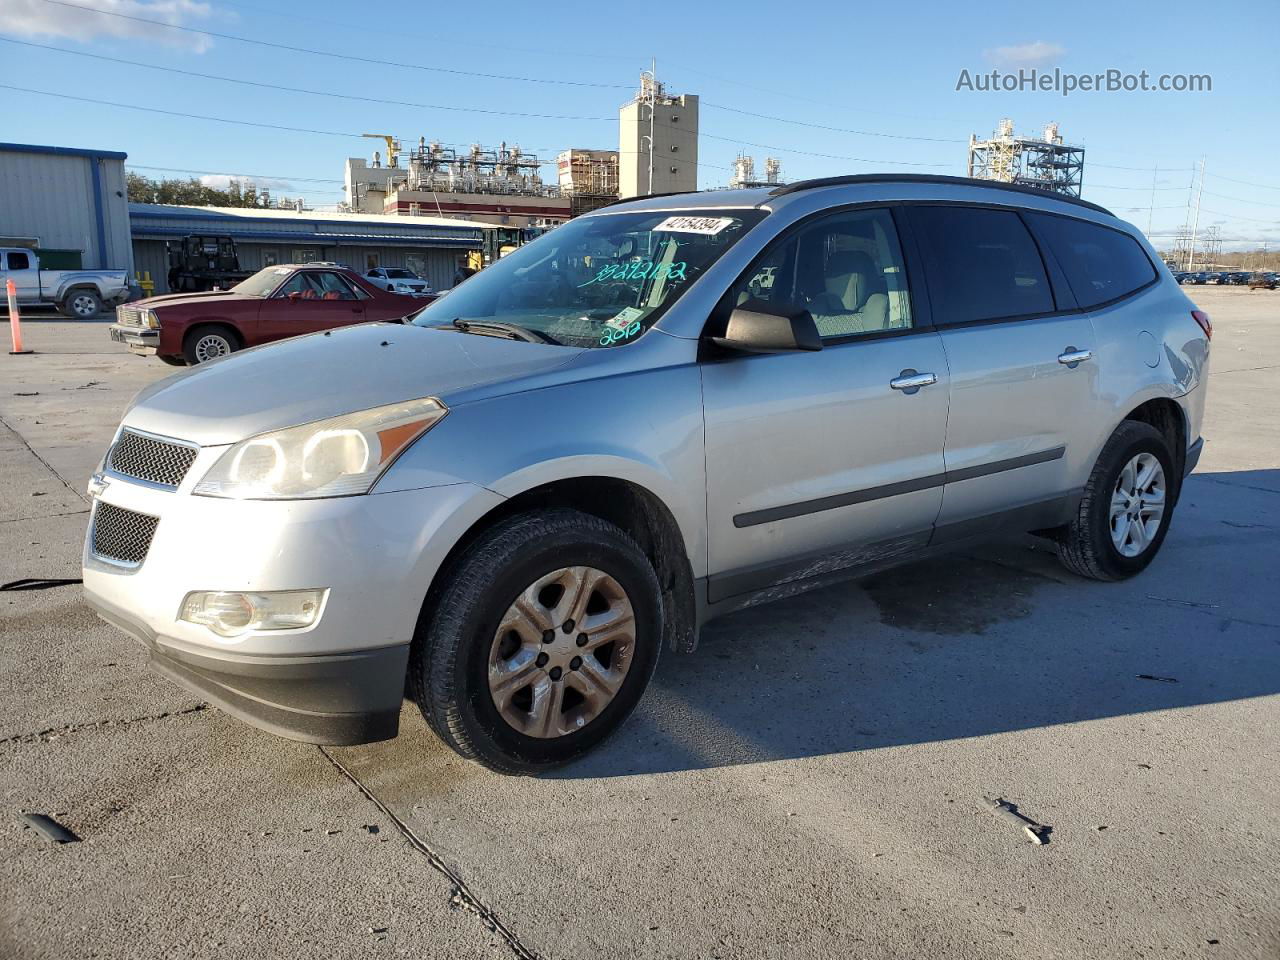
82,467 -> 504,744
109,324 -> 158,356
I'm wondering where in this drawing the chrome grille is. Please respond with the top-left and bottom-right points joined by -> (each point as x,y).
91,502 -> 159,566
108,430 -> 197,488
116,305 -> 145,327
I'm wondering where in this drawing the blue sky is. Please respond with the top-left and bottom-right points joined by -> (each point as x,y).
2,0 -> 1277,248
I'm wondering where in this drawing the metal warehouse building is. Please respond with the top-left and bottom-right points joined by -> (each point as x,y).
0,142 -> 133,272
129,204 -> 491,293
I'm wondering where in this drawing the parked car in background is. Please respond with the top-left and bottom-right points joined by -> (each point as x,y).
1172,271 -> 1188,284
0,247 -> 131,317
109,263 -> 431,364
365,267 -> 434,296
84,175 -> 1210,772
1249,272 -> 1278,290
1184,271 -> 1209,285
1227,271 -> 1251,285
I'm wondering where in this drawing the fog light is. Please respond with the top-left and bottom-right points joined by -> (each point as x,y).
179,589 -> 326,638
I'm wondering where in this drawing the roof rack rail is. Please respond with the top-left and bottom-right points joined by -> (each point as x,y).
768,174 -> 1113,217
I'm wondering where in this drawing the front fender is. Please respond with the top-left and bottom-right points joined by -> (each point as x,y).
377,365 -> 709,577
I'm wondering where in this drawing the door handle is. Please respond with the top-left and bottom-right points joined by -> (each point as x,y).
1057,348 -> 1092,367
889,369 -> 937,393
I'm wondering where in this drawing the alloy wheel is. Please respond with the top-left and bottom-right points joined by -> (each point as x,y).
487,566 -> 636,738
1110,452 -> 1166,558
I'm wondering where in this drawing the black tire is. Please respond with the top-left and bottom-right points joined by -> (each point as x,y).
59,288 -> 103,318
1056,421 -> 1177,581
157,355 -> 186,366
183,325 -> 240,364
410,509 -> 662,775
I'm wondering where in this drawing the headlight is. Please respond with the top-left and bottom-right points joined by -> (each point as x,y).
193,397 -> 447,499
180,589 -> 326,638
144,309 -> 160,329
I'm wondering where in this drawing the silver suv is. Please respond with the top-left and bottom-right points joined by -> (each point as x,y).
83,175 -> 1211,773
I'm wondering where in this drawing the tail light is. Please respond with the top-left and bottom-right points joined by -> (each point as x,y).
1191,310 -> 1212,340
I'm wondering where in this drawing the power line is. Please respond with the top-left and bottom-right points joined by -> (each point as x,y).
36,0 -> 631,89
1201,189 -> 1280,209
701,100 -> 966,144
129,164 -> 342,185
1205,172 -> 1280,193
1,84 -> 387,141
0,38 -> 617,122
1199,208 -> 1279,225
700,132 -> 952,169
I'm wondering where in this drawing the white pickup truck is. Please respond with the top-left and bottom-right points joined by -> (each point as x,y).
0,247 -> 132,318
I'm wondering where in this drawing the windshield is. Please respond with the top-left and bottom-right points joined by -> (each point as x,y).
384,269 -> 416,279
231,266 -> 294,298
412,209 -> 766,347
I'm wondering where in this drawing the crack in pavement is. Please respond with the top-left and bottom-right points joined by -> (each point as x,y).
0,704 -> 208,747
319,746 -> 540,960
0,414 -> 88,505
0,509 -> 90,524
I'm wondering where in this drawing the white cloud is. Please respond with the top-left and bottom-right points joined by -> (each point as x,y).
200,174 -> 294,192
0,0 -> 215,52
983,41 -> 1066,68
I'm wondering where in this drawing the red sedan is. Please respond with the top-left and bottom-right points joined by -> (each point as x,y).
109,263 -> 437,365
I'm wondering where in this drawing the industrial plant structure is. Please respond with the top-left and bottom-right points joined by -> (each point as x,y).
618,72 -> 699,199
343,138 -> 571,227
556,149 -> 620,217
728,154 -> 783,189
967,119 -> 1085,197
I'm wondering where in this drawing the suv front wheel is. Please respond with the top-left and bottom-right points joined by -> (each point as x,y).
410,509 -> 662,774
1056,420 -> 1177,580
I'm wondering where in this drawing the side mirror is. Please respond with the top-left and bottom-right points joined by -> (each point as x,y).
710,303 -> 822,354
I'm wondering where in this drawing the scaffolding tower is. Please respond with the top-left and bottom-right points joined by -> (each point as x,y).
967,119 -> 1085,197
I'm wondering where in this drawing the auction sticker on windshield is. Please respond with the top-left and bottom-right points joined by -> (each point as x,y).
653,216 -> 735,235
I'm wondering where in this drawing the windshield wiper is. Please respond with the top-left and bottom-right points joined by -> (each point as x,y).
446,318 -> 559,345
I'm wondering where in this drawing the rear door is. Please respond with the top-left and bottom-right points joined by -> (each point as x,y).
906,204 -> 1101,539
701,206 -> 950,602
263,270 -> 367,342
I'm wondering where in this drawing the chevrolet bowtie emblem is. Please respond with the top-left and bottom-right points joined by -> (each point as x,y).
87,472 -> 110,498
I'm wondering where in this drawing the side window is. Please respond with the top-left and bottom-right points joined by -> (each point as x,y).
1027,213 -> 1157,308
7,251 -> 31,270
313,271 -> 357,300
911,206 -> 1054,324
727,208 -> 913,340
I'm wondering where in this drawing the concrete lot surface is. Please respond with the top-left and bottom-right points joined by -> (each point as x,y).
1,287 -> 1277,959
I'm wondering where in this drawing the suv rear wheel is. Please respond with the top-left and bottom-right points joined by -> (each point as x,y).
410,509 -> 662,774
1056,420 -> 1177,580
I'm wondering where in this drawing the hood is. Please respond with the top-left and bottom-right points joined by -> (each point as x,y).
141,291 -> 239,309
124,322 -> 582,445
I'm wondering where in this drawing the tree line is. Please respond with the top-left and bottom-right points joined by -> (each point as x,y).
126,171 -> 275,208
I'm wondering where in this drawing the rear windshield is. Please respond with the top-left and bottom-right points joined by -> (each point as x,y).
412,209 -> 766,347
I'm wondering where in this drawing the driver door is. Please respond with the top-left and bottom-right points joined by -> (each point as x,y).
263,270 -> 367,342
701,207 -> 950,602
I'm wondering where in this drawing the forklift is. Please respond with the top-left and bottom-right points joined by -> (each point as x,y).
165,235 -> 255,292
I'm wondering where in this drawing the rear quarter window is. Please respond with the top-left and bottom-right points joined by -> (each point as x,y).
1027,213 -> 1157,309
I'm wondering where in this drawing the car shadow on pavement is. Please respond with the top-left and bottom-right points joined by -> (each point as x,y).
553,468 -> 1280,779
